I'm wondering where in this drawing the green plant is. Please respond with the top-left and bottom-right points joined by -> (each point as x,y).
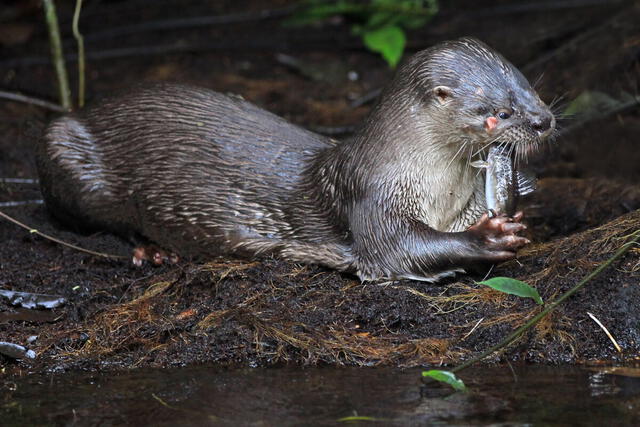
42,0 -> 71,110
477,277 -> 543,305
289,0 -> 439,67
42,0 -> 86,110
422,370 -> 466,391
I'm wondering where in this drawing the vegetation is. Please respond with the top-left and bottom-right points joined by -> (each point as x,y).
42,0 -> 71,110
424,227 -> 640,391
477,277 -> 543,305
422,369 -> 467,391
290,0 -> 439,67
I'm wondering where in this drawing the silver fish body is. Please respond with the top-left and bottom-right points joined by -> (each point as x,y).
486,145 -> 517,216
472,145 -> 536,217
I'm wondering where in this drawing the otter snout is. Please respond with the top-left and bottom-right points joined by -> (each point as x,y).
529,110 -> 555,139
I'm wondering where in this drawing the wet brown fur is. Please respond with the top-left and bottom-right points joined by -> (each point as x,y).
36,38 -> 555,281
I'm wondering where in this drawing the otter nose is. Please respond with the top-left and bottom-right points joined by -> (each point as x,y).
531,112 -> 555,136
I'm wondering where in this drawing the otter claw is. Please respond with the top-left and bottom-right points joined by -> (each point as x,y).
501,222 -> 526,234
468,212 -> 529,259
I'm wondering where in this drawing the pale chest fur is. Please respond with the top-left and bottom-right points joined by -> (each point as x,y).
388,159 -> 485,232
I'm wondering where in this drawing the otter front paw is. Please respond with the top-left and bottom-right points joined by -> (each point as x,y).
468,211 -> 529,262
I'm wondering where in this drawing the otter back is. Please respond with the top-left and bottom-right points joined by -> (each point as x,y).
37,84 -> 345,259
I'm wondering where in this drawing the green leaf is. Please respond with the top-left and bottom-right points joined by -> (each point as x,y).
362,25 -> 405,67
422,370 -> 467,391
477,277 -> 543,305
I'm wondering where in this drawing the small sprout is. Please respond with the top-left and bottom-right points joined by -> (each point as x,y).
587,312 -> 622,353
338,415 -> 380,422
477,277 -> 543,305
422,369 -> 467,391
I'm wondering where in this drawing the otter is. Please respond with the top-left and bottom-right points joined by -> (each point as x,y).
36,37 -> 555,281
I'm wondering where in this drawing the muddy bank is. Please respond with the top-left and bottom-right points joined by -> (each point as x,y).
1,184 -> 638,373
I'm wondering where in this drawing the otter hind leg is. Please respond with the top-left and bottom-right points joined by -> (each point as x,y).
231,236 -> 356,273
279,241 -> 356,273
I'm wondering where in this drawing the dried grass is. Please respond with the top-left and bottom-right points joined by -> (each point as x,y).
42,211 -> 640,367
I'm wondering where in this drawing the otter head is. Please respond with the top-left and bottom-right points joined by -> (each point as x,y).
401,37 -> 555,162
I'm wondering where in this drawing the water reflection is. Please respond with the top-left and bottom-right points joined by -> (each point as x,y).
3,366 -> 639,425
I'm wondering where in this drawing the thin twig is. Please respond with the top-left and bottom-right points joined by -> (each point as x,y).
0,90 -> 66,113
523,10 -> 625,74
42,0 -> 72,111
350,87 -> 382,108
0,178 -> 39,184
0,37 -> 364,68
0,200 -> 43,208
558,96 -> 640,137
72,0 -> 85,108
85,6 -> 297,42
459,0 -> 626,18
450,229 -> 640,374
0,209 -> 125,260
587,312 -> 622,353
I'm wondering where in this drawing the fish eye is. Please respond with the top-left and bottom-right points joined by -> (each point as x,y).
497,110 -> 511,120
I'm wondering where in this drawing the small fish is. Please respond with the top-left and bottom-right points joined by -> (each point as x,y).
472,145 -> 536,217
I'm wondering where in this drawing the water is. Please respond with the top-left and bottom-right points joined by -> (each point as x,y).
3,365 -> 639,425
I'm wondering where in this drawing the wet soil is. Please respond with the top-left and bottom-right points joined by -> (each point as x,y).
1,0 -> 639,375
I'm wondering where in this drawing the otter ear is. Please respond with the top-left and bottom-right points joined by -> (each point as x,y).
433,86 -> 453,104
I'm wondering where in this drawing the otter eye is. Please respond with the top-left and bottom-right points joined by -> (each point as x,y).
497,111 -> 511,120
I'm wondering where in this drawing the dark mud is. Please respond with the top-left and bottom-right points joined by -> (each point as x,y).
1,0 -> 639,375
